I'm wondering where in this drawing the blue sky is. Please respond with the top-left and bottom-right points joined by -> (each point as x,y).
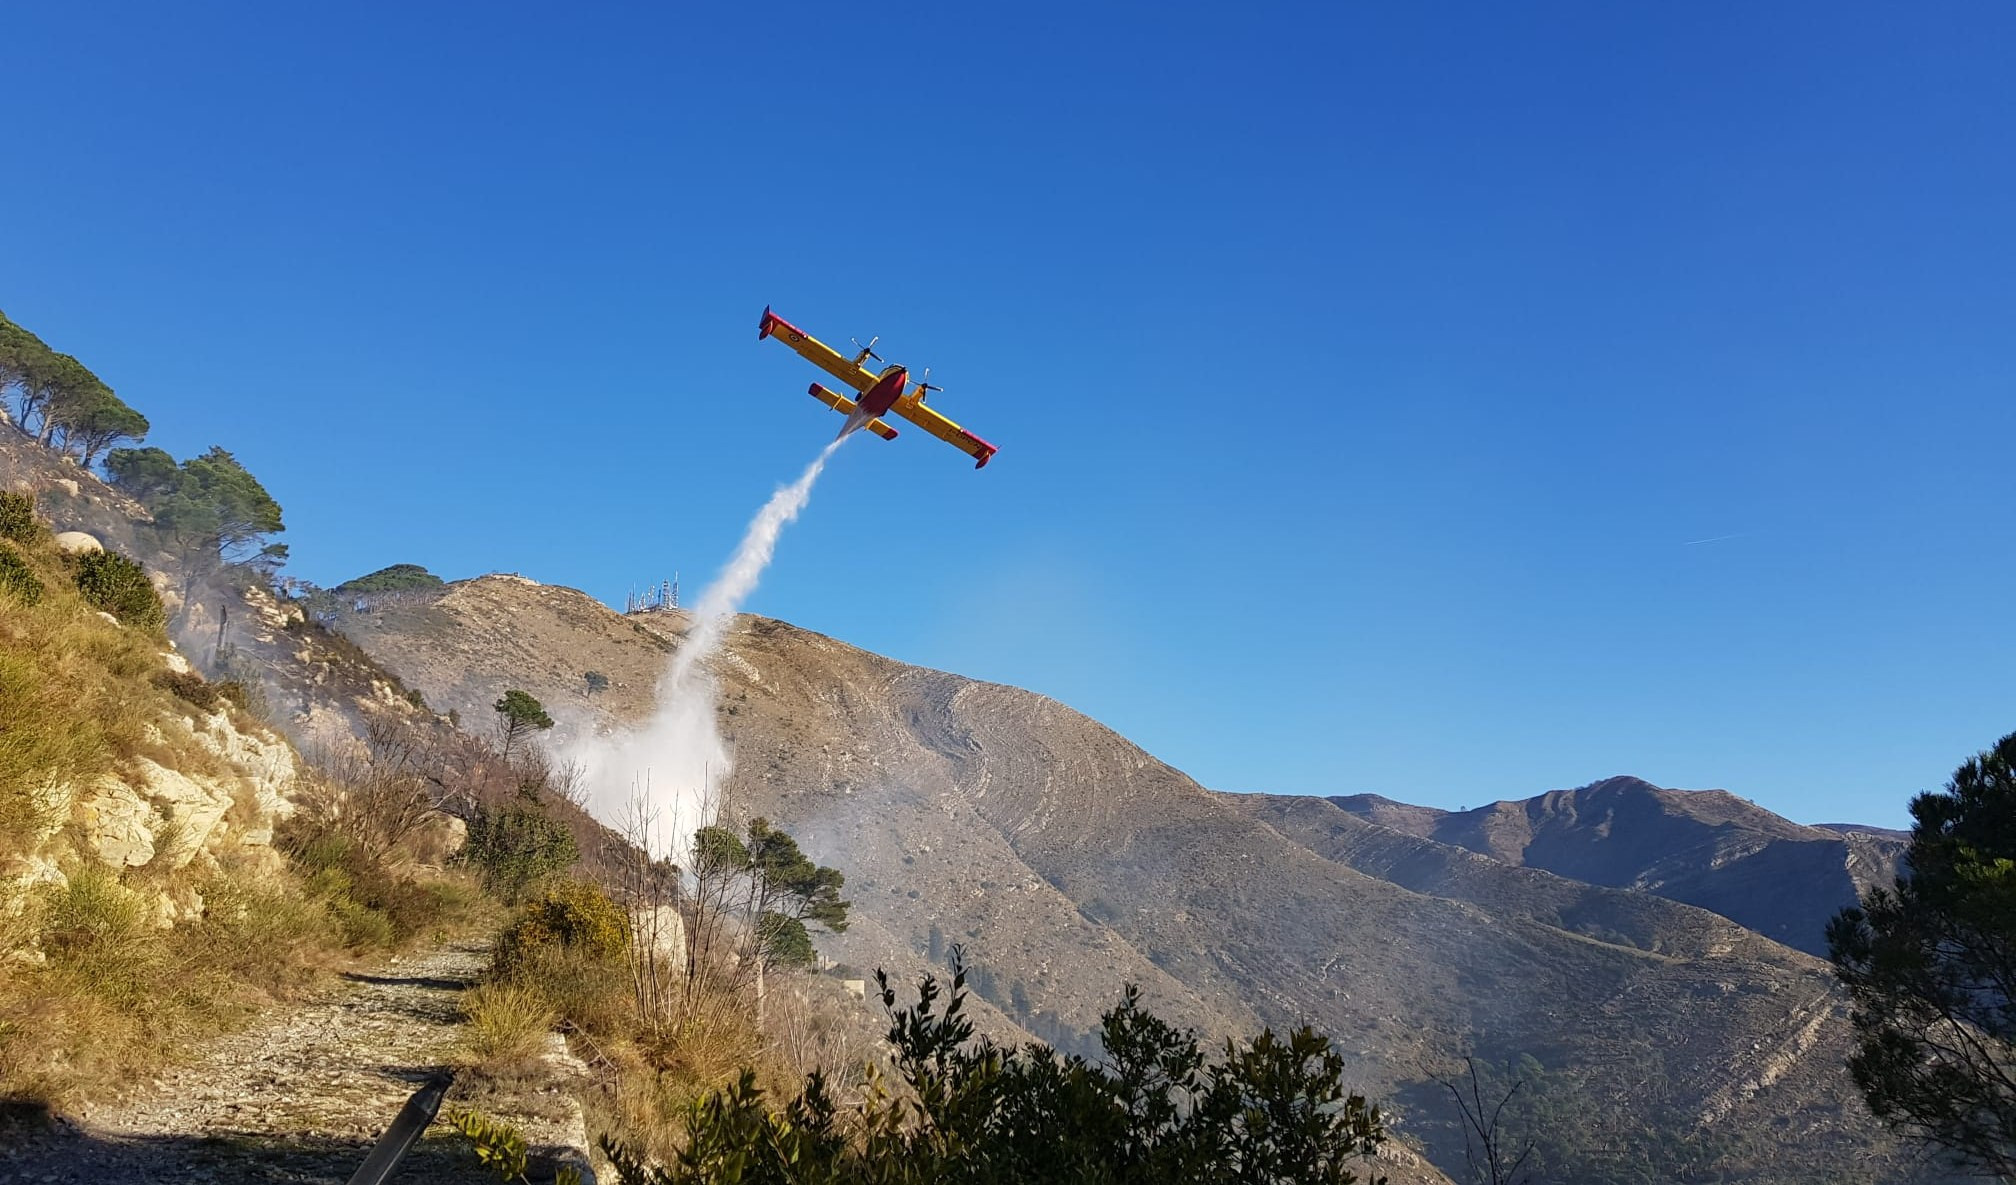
4,3 -> 2010,827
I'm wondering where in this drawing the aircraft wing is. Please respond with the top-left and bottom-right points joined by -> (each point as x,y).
892,394 -> 999,468
759,307 -> 877,393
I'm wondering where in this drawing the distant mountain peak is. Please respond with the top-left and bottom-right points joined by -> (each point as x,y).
1328,776 -> 1904,957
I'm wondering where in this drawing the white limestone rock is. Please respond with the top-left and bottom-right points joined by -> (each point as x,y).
130,757 -> 236,870
75,778 -> 159,867
53,530 -> 103,555
630,904 -> 688,976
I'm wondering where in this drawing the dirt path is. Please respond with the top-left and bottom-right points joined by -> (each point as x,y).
0,940 -> 594,1184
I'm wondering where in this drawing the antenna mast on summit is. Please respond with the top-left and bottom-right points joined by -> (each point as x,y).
626,575 -> 681,613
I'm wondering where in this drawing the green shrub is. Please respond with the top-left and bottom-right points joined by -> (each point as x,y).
463,806 -> 578,901
495,880 -> 629,977
0,491 -> 38,543
448,1106 -> 583,1184
0,545 -> 43,606
336,563 -> 444,595
328,893 -> 397,949
604,960 -> 1388,1185
69,550 -> 163,630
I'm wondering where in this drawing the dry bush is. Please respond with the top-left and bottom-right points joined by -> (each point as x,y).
35,867 -> 165,1016
0,848 -> 484,1109
574,984 -> 778,1170
296,716 -> 451,867
590,1041 -> 688,1166
186,872 -> 340,998
0,523 -> 230,815
461,980 -> 557,1081
507,940 -> 635,1040
510,742 -> 588,810
281,825 -> 486,950
281,717 -> 494,950
578,977 -> 784,1166
0,651 -> 102,849
0,867 -> 332,1109
646,984 -> 768,1098
604,806 -> 685,1040
769,975 -> 874,1088
152,667 -> 226,711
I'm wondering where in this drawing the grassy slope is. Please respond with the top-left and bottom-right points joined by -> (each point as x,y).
0,503 -> 486,1113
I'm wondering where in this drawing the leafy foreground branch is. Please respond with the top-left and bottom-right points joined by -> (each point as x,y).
603,958 -> 1387,1185
449,1107 -> 584,1185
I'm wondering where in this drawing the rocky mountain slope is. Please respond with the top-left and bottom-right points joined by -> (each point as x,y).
1329,779 -> 1907,957
327,574 -> 1921,1183
1,432 -> 1925,1181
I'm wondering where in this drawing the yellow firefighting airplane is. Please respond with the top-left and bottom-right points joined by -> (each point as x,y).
758,307 -> 998,469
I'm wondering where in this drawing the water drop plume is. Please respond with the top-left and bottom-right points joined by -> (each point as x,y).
570,438 -> 844,857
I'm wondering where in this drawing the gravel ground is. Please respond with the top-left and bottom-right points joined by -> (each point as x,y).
0,940 -> 595,1184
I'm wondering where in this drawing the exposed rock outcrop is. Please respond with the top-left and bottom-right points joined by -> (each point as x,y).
24,699 -> 300,929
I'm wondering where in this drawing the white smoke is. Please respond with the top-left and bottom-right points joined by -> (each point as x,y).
568,439 -> 844,858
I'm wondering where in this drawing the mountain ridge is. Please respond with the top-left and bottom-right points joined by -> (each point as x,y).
1327,776 -> 1906,957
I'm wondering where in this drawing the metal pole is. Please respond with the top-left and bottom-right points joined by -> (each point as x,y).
346,1071 -> 453,1185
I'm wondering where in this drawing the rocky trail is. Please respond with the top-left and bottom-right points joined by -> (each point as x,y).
0,941 -> 594,1184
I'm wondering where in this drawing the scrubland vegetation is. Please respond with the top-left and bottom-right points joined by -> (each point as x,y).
0,491 -> 489,1112
457,804 -> 867,1168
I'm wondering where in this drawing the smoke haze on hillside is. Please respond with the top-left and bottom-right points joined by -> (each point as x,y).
567,438 -> 844,857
